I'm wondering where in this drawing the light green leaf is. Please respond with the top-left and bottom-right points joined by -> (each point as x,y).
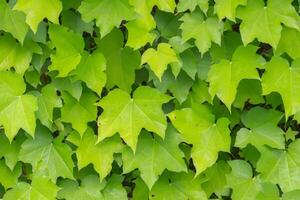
122,126 -> 186,189
214,0 -> 247,21
235,107 -> 285,150
3,176 -> 59,200
276,27 -> 300,59
262,57 -> 300,118
0,34 -> 32,74
237,0 -> 300,48
97,86 -> 171,151
58,174 -> 127,200
207,45 -> 264,110
0,71 -> 38,141
226,160 -> 280,200
0,160 -> 21,189
0,0 -> 28,43
177,0 -> 209,13
19,125 -> 74,181
35,84 -> 62,128
257,140 -> 300,192
96,29 -> 141,92
14,0 -> 62,33
61,91 -> 98,135
180,8 -> 223,54
48,24 -> 84,77
76,128 -> 123,180
73,51 -> 106,95
78,0 -> 136,37
142,43 -> 179,80
150,171 -> 208,200
169,105 -> 231,175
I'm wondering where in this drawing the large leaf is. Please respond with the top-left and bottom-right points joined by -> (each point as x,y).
97,86 -> 171,151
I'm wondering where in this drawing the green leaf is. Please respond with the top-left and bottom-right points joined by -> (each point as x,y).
58,174 -> 127,200
214,0 -> 247,21
97,86 -> 171,151
0,71 -> 38,141
35,84 -> 62,128
14,0 -> 62,33
96,29 -> 141,92
282,190 -> 300,200
276,27 -> 300,59
0,0 -> 28,43
0,160 -> 21,189
177,0 -> 209,13
207,45 -> 264,110
180,8 -> 223,54
122,126 -> 186,189
73,51 -> 106,95
257,140 -> 300,192
0,133 -> 23,170
48,24 -> 84,77
19,125 -> 74,181
3,176 -> 59,200
235,107 -> 285,150
201,161 -> 230,197
262,57 -> 300,117
169,105 -> 231,175
226,160 -> 280,200
76,128 -> 123,180
142,43 -> 179,80
78,0 -> 136,37
0,34 -> 32,74
149,171 -> 208,200
61,90 -> 98,135
237,0 -> 300,48
233,79 -> 264,109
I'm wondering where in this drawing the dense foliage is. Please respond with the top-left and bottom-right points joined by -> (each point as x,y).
1,0 -> 300,199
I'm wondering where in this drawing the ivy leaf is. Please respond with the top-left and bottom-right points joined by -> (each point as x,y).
61,90 -> 98,135
14,0 -> 62,33
96,29 -> 141,92
19,125 -> 74,181
73,51 -> 106,95
122,127 -> 187,189
35,84 -> 62,129
150,171 -> 208,199
207,45 -> 265,110
48,24 -> 84,77
97,86 -> 171,151
0,133 -> 23,170
180,8 -> 223,54
235,107 -> 285,150
0,0 -> 28,43
201,161 -> 231,197
0,34 -> 32,74
226,160 -> 280,200
276,27 -> 300,59
262,57 -> 300,117
78,0 -> 136,37
233,79 -> 264,109
282,190 -> 300,200
0,71 -> 38,141
177,0 -> 209,13
0,160 -> 21,189
76,128 -> 123,180
214,0 -> 246,21
58,175 -> 127,200
142,43 -> 179,80
3,176 -> 59,200
257,140 -> 300,192
237,0 -> 300,48
169,105 -> 231,175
